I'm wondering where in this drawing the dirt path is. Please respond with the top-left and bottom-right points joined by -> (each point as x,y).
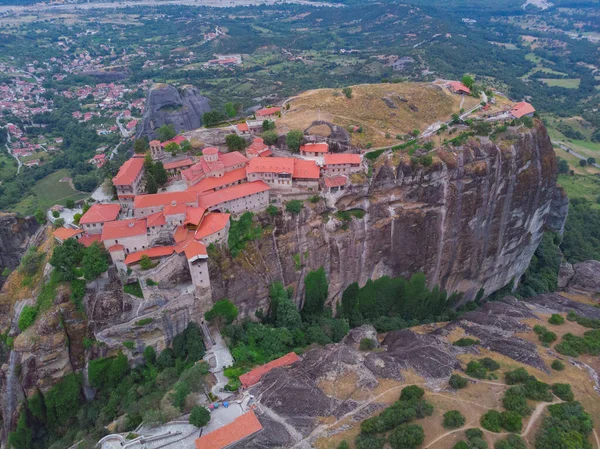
594,429 -> 600,449
425,419 -> 479,448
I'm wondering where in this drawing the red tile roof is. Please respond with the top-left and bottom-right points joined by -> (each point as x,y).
246,138 -> 272,158
324,175 -> 347,188
149,139 -> 160,146
160,135 -> 187,148
300,142 -> 329,154
195,411 -> 263,449
146,211 -> 166,227
113,157 -> 144,186
198,181 -> 270,210
324,153 -> 361,166
79,204 -> 121,225
510,102 -> 536,118
78,234 -> 102,247
101,219 -> 147,241
293,159 -> 320,179
164,158 -> 194,171
125,246 -> 175,265
185,207 -> 207,227
53,227 -> 83,241
182,151 -> 248,185
173,225 -> 190,243
239,352 -> 301,388
446,81 -> 471,95
256,106 -> 281,117
247,157 -> 294,175
188,168 -> 247,194
183,240 -> 208,261
164,203 -> 187,216
195,212 -> 230,240
237,123 -> 249,132
108,244 -> 124,252
134,191 -> 197,210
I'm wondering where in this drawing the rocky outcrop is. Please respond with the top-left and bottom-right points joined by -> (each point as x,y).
547,184 -> 569,235
209,121 -> 565,315
565,260 -> 600,294
0,213 -> 39,290
137,84 -> 211,139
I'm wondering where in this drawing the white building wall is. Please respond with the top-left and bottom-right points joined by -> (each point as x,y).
83,222 -> 104,235
103,233 -> 150,254
207,190 -> 269,214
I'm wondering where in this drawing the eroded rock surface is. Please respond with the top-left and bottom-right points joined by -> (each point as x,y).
0,213 -> 39,291
137,83 -> 210,138
567,261 -> 600,294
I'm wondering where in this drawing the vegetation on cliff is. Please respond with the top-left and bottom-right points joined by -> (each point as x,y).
8,323 -> 209,449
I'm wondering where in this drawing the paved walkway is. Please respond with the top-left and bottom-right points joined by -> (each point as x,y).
204,328 -> 234,401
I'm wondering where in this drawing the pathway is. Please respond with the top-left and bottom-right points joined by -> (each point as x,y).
552,140 -> 600,169
203,328 -> 234,401
3,126 -> 21,175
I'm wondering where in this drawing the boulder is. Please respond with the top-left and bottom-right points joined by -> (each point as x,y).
569,260 -> 600,293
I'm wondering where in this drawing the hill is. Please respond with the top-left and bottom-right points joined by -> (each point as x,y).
276,82 -> 480,148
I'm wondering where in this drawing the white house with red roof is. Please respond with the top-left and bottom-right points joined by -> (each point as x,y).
80,203 -> 121,235
113,156 -> 145,207
246,138 -> 273,159
300,142 -> 330,158
255,107 -> 281,119
446,81 -> 471,95
510,102 -> 535,119
323,153 -> 362,176
181,147 -> 248,188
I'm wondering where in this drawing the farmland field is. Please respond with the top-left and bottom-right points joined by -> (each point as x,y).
539,78 -> 581,88
11,168 -> 88,215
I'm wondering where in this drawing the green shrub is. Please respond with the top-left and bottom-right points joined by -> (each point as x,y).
228,212 -> 262,257
124,281 -> 143,298
494,434 -> 526,449
454,442 -> 469,449
504,368 -> 532,385
443,410 -> 466,429
465,360 -> 487,379
400,385 -> 424,401
449,374 -> 468,389
146,278 -> 158,286
480,410 -> 502,432
355,434 -> 385,449
466,428 -> 484,440
388,424 -> 425,449
171,380 -> 189,410
285,199 -> 303,214
453,337 -> 480,347
551,360 -> 565,371
533,325 -> 557,344
189,406 -> 211,427
123,341 -> 135,350
551,383 -> 574,401
480,358 -> 499,371
143,346 -> 156,365
18,305 -> 37,331
82,337 -> 94,349
359,338 -> 376,351
266,204 -> 278,216
469,437 -> 488,449
135,318 -> 153,326
535,402 -> 593,449
555,330 -> 600,357
500,411 -> 522,432
205,299 -> 238,325
502,387 -> 531,416
548,314 -> 565,325
337,442 -> 350,449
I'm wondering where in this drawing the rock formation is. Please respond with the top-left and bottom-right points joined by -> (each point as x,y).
137,84 -> 211,139
0,213 -> 39,290
558,260 -> 600,294
209,121 -> 566,316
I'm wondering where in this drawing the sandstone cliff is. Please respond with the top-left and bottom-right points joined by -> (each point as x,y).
209,122 -> 565,316
0,213 -> 39,291
137,84 -> 211,139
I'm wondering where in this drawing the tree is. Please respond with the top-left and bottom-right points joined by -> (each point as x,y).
164,142 -> 180,156
181,139 -> 192,152
226,134 -> 246,151
579,159 -> 587,167
355,434 -> 385,449
157,124 -> 176,142
50,239 -> 84,281
389,424 -> 425,449
400,385 -> 424,401
53,218 -> 65,228
444,410 -> 466,429
494,435 -> 526,449
81,242 -> 109,280
551,383 -> 574,401
587,157 -> 596,165
303,267 -> 328,317
143,345 -> 156,365
140,255 -> 154,270
152,161 -> 168,185
202,111 -> 226,127
285,199 -> 303,214
548,314 -> 565,325
342,87 -> 353,99
73,213 -> 82,225
52,210 -> 60,218
65,199 -> 75,209
480,410 -> 502,432
134,138 -> 148,154
286,130 -> 304,153
263,130 -> 278,146
205,299 -> 239,325
500,411 -> 522,432
551,360 -> 565,371
224,102 -> 237,118
462,75 -> 475,89
189,406 -> 211,428
263,119 -> 275,131
146,174 -> 158,194
337,442 -> 350,449
449,374 -> 468,389
557,159 -> 569,174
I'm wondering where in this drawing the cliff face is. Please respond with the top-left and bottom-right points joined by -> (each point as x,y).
209,122 -> 565,316
0,213 -> 39,290
137,83 -> 211,138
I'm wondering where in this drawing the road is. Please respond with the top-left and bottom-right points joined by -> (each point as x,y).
552,140 -> 600,169
2,125 -> 22,175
